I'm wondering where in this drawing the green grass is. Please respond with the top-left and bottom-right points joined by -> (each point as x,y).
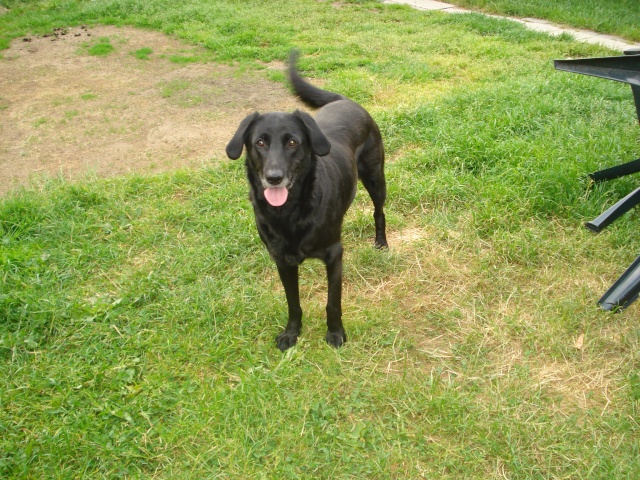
448,0 -> 640,42
1,0 -> 640,478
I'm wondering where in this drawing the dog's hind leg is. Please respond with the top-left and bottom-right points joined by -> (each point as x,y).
324,243 -> 347,348
357,136 -> 388,248
360,173 -> 387,248
275,264 -> 303,351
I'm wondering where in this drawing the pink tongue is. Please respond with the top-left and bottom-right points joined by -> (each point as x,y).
264,187 -> 288,207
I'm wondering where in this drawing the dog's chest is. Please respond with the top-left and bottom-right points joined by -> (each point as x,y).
255,212 -> 325,266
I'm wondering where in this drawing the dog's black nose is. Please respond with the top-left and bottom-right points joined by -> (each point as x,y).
265,170 -> 285,186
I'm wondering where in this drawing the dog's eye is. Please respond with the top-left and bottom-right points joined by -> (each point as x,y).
256,139 -> 266,148
288,139 -> 297,147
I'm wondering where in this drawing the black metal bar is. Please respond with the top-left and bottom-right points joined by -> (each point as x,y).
627,50 -> 640,120
631,84 -> 640,123
553,55 -> 640,87
585,186 -> 640,232
598,255 -> 640,311
589,158 -> 640,182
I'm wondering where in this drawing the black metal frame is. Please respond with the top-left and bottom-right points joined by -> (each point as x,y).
554,48 -> 640,311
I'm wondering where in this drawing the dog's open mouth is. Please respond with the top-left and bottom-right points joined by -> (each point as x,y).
264,186 -> 289,207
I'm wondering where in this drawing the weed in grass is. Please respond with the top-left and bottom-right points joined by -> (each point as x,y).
86,37 -> 114,56
158,78 -> 204,107
63,110 -> 79,121
51,97 -> 75,108
32,117 -> 47,127
169,54 -> 200,64
160,79 -> 190,98
133,46 -> 152,59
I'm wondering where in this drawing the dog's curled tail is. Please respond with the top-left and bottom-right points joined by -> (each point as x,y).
288,50 -> 345,109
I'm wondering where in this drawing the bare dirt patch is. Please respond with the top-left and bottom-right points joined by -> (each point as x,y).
0,25 -> 300,195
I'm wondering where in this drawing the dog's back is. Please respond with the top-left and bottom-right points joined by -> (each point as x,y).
287,51 -> 388,251
288,52 -> 380,156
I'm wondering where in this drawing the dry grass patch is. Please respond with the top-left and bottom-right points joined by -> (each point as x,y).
0,26 -> 299,194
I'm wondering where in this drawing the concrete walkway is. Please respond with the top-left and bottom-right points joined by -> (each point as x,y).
384,0 -> 640,52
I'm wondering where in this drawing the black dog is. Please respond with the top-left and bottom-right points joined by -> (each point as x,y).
226,51 -> 387,351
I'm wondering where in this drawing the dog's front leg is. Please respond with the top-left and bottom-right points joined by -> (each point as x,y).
325,244 -> 347,348
275,264 -> 303,351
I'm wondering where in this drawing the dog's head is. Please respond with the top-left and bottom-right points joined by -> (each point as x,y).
226,110 -> 331,207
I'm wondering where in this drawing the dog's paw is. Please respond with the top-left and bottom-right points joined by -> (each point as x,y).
325,329 -> 347,348
276,331 -> 299,351
374,237 -> 388,249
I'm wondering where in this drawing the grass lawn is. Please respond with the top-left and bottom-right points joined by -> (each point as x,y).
1,0 -> 640,478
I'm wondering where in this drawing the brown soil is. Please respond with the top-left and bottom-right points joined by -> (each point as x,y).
0,25 -> 300,195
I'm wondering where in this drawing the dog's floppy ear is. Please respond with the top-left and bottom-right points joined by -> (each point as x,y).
294,110 -> 331,157
226,112 -> 260,160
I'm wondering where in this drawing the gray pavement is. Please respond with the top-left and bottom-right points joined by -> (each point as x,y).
384,0 -> 640,52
